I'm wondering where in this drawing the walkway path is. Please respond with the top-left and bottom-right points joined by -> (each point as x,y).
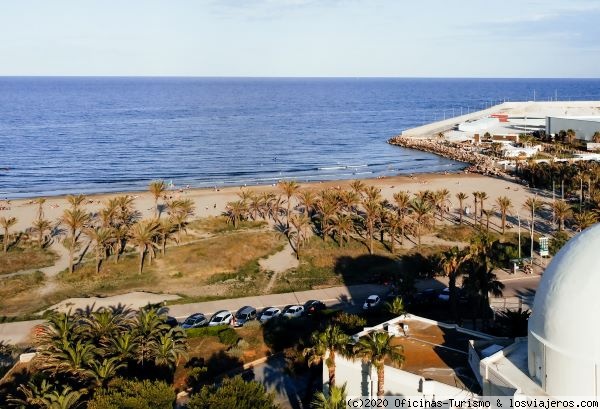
259,242 -> 299,294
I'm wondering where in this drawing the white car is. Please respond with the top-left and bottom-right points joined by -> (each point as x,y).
259,307 -> 281,323
208,310 -> 233,326
363,295 -> 381,310
282,305 -> 304,318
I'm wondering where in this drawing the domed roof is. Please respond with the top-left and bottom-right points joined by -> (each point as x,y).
529,224 -> 600,363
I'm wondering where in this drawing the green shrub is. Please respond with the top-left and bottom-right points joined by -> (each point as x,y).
550,231 -> 570,255
226,346 -> 244,358
186,325 -> 228,338
187,375 -> 278,409
331,312 -> 366,333
87,378 -> 175,409
218,328 -> 240,346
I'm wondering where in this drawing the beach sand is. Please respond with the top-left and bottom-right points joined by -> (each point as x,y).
2,172 -> 534,232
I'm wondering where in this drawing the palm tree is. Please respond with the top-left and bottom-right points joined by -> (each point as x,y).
385,297 -> 406,317
289,213 -> 311,259
128,220 -> 159,274
566,128 -> 576,145
278,180 -> 300,227
495,196 -> 512,234
332,213 -> 354,248
61,208 -> 90,273
478,191 -> 489,219
297,189 -> 317,218
248,194 -> 264,220
362,198 -> 381,254
311,383 -> 347,409
349,180 -> 366,197
471,192 -> 479,224
157,218 -> 176,255
552,200 -> 572,231
153,330 -> 188,370
168,198 -> 195,241
409,197 -> 433,246
33,197 -> 46,221
384,212 -> 403,253
438,247 -> 469,322
111,224 -> 129,263
85,357 -> 125,388
353,332 -> 405,396
225,200 -> 248,229
0,216 -> 17,252
363,186 -> 382,203
303,325 -> 350,387
62,237 -> 81,274
573,211 -> 597,232
66,194 -> 86,210
482,209 -> 494,232
31,218 -> 52,249
148,180 -> 167,217
433,188 -> 451,222
316,196 -> 338,241
455,192 -> 468,224
84,227 -> 113,274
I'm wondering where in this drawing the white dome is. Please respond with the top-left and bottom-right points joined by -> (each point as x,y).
528,224 -> 600,396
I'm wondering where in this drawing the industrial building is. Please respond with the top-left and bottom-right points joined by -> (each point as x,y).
546,116 -> 600,140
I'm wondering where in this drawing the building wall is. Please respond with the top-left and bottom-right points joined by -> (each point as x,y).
546,117 -> 600,140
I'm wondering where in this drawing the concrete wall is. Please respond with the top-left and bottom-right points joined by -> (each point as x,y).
546,117 -> 600,140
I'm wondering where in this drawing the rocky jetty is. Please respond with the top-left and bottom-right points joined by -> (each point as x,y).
388,135 -> 506,177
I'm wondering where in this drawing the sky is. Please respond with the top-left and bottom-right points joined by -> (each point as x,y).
1,0 -> 599,77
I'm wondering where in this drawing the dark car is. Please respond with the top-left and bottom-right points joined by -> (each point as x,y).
234,306 -> 257,327
304,300 -> 326,315
181,313 -> 208,329
165,316 -> 179,328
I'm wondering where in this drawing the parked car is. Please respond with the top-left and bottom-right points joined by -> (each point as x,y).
259,307 -> 281,323
362,295 -> 381,310
282,305 -> 304,318
304,300 -> 326,315
208,310 -> 233,327
165,316 -> 179,328
438,287 -> 468,303
181,313 -> 208,329
438,287 -> 451,302
234,306 -> 257,327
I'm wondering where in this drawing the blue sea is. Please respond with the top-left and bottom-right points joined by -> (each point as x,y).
1,77 -> 600,198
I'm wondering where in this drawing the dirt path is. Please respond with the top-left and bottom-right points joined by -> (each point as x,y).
260,242 -> 299,293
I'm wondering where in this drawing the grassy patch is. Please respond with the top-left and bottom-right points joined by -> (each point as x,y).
0,271 -> 47,317
0,246 -> 58,275
188,216 -> 266,235
435,224 -> 478,243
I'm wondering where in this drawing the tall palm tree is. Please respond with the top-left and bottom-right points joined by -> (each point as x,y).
297,189 -> 317,218
128,220 -> 159,274
433,189 -> 451,222
33,197 -> 46,221
478,191 -> 489,219
362,198 -> 381,254
333,213 -> 354,248
573,211 -> 597,232
455,192 -> 468,224
148,180 -> 167,217
61,208 -> 90,273
303,325 -> 350,387
353,332 -> 405,396
157,218 -> 176,255
482,209 -> 494,232
84,227 -> 113,274
0,216 -> 17,252
289,213 -> 311,259
278,180 -> 300,227
384,212 -> 402,253
363,186 -> 382,203
225,200 -> 248,229
552,200 -> 571,231
438,247 -> 469,322
495,196 -> 512,234
316,196 -> 338,241
66,194 -> 86,210
110,224 -> 129,263
62,237 -> 81,274
350,180 -> 366,197
168,199 -> 195,241
409,197 -> 433,246
31,218 -> 52,249
471,192 -> 479,225
311,384 -> 347,409
248,193 -> 264,220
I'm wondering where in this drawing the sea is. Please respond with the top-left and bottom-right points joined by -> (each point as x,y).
1,77 -> 600,198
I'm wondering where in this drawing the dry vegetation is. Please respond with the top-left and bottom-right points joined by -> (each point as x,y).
0,246 -> 57,275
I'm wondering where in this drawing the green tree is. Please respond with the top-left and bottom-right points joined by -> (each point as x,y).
438,247 -> 469,322
409,197 -> 433,246
187,376 -> 278,409
353,332 -> 404,396
289,213 -> 311,258
85,226 -> 113,274
303,325 -> 350,387
148,180 -> 167,217
385,297 -> 406,317
128,219 -> 159,274
61,208 -> 90,273
278,180 -> 300,228
495,196 -> 512,234
455,192 -> 468,224
31,218 -> 52,249
311,383 -> 347,409
87,378 -> 175,409
225,200 -> 248,229
573,210 -> 597,232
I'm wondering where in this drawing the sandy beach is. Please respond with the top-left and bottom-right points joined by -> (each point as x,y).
1,172 -> 534,232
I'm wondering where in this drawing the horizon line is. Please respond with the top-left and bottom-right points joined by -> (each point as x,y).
1,75 -> 600,80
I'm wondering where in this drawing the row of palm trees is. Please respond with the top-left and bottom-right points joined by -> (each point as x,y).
1,181 -> 195,275
8,306 -> 187,407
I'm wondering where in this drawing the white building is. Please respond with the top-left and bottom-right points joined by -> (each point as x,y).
546,116 -> 600,140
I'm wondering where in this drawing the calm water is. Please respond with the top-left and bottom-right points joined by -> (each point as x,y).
1,77 -> 600,198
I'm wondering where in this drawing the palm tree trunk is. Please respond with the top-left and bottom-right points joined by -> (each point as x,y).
162,235 -> 166,255
139,249 -> 145,274
329,350 -> 336,386
69,246 -> 74,274
449,273 -> 458,322
376,364 -> 385,396
368,221 -> 373,254
96,250 -> 101,274
3,229 -> 8,252
155,198 -> 159,218
390,231 -> 395,254
501,213 -> 506,234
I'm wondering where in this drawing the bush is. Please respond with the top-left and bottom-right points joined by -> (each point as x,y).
237,339 -> 250,349
186,325 -> 229,338
218,328 -> 240,346
87,378 -> 175,409
331,312 -> 366,333
226,346 -> 244,358
550,231 -> 570,255
187,375 -> 278,409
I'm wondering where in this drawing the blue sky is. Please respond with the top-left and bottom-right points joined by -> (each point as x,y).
1,0 -> 599,77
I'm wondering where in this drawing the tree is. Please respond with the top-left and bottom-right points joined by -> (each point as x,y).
353,332 -> 404,396
31,218 -> 52,249
128,219 -> 159,274
495,308 -> 531,338
333,213 -> 354,248
34,197 -> 47,221
385,297 -> 406,317
85,227 -> 113,274
61,208 -> 90,273
495,196 -> 512,234
1,216 -> 17,252
471,192 -> 479,224
149,180 -> 167,217
225,200 -> 248,229
482,209 -> 494,232
87,378 -> 175,409
187,376 -> 278,409
478,191 -> 489,219
409,197 -> 433,246
433,189 -> 450,222
573,210 -> 597,232
66,194 -> 86,210
303,325 -> 350,387
438,247 -> 469,322
278,180 -> 300,227
362,198 -> 381,254
297,189 -> 317,218
455,192 -> 468,224
168,198 -> 195,241
311,383 -> 347,409
384,212 -> 403,253
157,218 -> 176,255
552,200 -> 572,231
289,213 -> 311,258
349,180 -> 366,197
